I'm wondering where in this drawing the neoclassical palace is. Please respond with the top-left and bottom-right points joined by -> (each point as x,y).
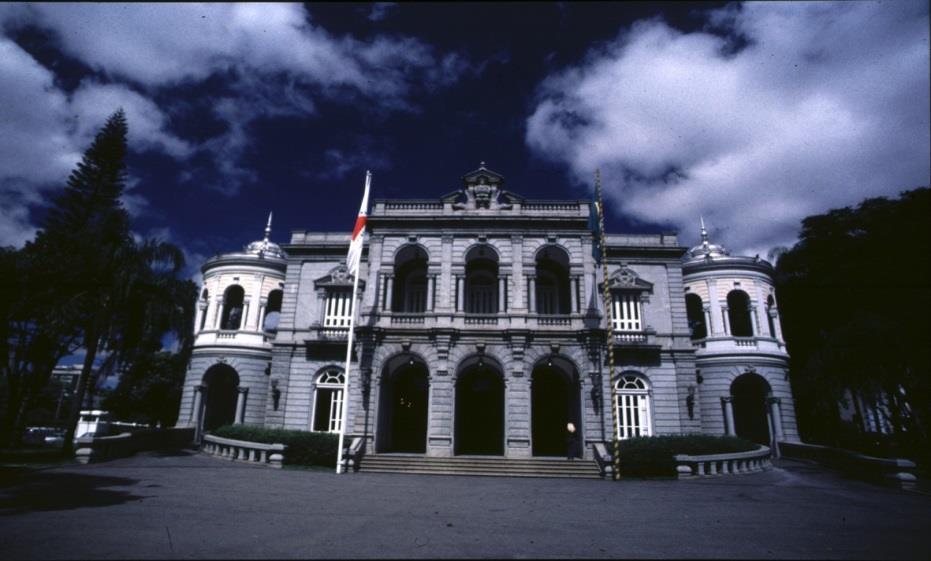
177,164 -> 799,463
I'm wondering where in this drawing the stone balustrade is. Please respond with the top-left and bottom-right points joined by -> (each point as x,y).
778,441 -> 918,490
675,445 -> 772,479
75,427 -> 194,464
202,434 -> 286,469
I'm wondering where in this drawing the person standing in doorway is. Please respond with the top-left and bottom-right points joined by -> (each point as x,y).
566,422 -> 578,460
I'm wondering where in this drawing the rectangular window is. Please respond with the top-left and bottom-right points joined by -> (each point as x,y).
616,394 -> 652,439
324,290 -> 353,328
611,293 -> 642,331
312,388 -> 344,433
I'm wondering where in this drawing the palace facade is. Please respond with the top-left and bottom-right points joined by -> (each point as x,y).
177,164 -> 799,464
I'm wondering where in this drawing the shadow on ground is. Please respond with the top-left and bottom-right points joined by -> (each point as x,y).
0,468 -> 146,515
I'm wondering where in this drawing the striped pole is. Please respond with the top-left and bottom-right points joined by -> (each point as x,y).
595,170 -> 621,480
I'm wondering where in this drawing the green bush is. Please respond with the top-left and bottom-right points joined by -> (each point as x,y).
211,425 -> 339,467
614,434 -> 758,478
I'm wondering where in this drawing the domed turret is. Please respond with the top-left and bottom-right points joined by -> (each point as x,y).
244,212 -> 286,260
686,216 -> 729,261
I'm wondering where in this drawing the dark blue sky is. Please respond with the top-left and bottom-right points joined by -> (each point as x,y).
1,2 -> 928,274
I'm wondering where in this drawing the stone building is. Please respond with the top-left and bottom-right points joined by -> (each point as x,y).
177,164 -> 799,465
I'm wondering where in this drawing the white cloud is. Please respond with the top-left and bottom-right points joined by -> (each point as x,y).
526,1 -> 930,254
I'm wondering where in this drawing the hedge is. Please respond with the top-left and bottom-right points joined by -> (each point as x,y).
211,425 -> 339,467
614,434 -> 758,478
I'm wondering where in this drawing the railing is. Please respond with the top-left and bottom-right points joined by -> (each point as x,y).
537,315 -> 571,326
320,327 -> 349,339
217,330 -> 238,339
384,201 -> 444,211
202,434 -> 286,469
778,441 -> 918,490
74,428 -> 194,464
674,445 -> 772,478
464,315 -> 498,325
734,337 -> 757,347
614,331 -> 647,343
523,202 -> 581,211
390,314 -> 425,324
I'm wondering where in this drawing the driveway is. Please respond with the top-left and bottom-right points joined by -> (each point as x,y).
1,451 -> 928,559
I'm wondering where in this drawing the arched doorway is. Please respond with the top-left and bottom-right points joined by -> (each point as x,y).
531,357 -> 582,457
202,364 -> 239,432
376,355 -> 429,453
731,373 -> 771,445
455,357 -> 505,455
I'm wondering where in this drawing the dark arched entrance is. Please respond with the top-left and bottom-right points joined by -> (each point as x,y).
455,358 -> 504,455
531,358 -> 582,457
376,356 -> 429,453
731,373 -> 771,445
202,364 -> 239,432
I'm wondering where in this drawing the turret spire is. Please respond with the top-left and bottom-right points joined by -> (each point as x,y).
700,216 -> 709,248
264,211 -> 273,243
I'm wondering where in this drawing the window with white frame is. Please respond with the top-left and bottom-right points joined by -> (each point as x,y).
611,293 -> 642,332
615,373 -> 652,439
323,289 -> 353,329
312,369 -> 345,433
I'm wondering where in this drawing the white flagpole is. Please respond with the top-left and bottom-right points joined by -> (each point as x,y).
335,171 -> 370,474
335,262 -> 361,474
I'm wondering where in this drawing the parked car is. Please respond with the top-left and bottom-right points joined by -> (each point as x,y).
22,426 -> 64,447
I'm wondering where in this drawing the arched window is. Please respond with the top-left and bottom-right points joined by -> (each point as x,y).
220,285 -> 245,330
727,290 -> 753,337
685,293 -> 707,340
535,245 -> 570,315
766,294 -> 777,338
465,245 -> 499,314
312,369 -> 345,433
392,245 -> 428,313
263,289 -> 283,333
199,288 -> 209,332
615,373 -> 652,439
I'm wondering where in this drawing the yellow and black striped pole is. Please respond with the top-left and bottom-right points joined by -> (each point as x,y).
594,170 -> 621,480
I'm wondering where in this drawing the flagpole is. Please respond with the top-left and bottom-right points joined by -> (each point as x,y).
335,262 -> 361,475
595,169 -> 621,480
335,170 -> 370,475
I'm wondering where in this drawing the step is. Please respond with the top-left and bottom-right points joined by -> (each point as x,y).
357,454 -> 603,479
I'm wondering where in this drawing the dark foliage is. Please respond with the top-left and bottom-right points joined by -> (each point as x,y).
775,188 -> 930,465
103,351 -> 187,427
615,434 -> 757,477
211,425 -> 339,467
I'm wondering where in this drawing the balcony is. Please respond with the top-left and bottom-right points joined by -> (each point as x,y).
691,336 -> 787,355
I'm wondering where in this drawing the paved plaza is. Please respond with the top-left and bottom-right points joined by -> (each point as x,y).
1,451 -> 929,559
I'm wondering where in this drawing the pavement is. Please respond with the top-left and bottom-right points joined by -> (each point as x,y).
0,451 -> 929,559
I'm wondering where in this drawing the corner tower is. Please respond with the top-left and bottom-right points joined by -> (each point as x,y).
177,213 -> 287,439
682,219 -> 800,446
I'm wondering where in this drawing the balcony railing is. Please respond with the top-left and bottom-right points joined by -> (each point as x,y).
390,314 -> 425,325
537,315 -> 572,326
614,331 -> 648,343
464,315 -> 498,325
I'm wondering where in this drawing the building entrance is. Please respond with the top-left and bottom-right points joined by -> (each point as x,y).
455,362 -> 504,455
731,373 -> 771,445
202,364 -> 238,432
377,360 -> 429,453
531,361 -> 581,457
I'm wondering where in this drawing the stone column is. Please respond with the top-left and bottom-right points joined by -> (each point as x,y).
426,275 -> 435,312
214,298 -> 225,330
191,385 -> 205,425
456,276 -> 465,312
707,280 -> 723,335
768,397 -> 784,441
498,276 -> 506,312
194,303 -> 204,334
439,235 -> 454,313
570,276 -> 580,313
528,275 -> 537,313
750,299 -> 762,336
235,387 -> 248,424
721,305 -> 730,335
703,305 -> 712,336
771,309 -> 785,341
257,298 -> 268,331
510,236 -> 526,313
384,275 -> 394,311
248,275 -> 264,330
721,396 -> 736,436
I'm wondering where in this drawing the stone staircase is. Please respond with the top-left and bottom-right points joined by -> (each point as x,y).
357,454 -> 603,479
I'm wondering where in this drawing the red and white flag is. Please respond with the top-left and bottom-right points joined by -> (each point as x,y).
346,171 -> 371,275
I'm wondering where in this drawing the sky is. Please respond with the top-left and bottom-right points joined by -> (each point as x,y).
1,1 -> 929,279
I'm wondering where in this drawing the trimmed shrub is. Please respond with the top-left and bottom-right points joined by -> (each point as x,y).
211,425 -> 339,467
614,434 -> 758,478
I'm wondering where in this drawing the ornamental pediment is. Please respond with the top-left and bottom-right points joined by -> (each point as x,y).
605,265 -> 653,291
313,264 -> 364,289
440,162 -> 523,210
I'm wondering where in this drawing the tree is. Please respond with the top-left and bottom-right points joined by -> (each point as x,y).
103,351 -> 188,427
775,188 -> 930,462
